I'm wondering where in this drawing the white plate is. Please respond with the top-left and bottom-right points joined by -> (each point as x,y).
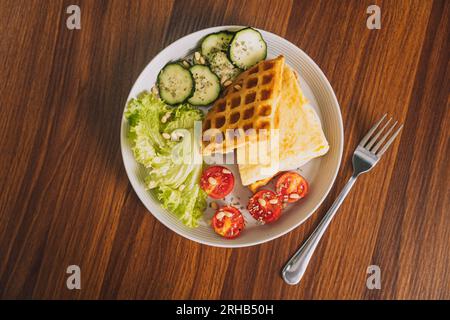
121,26 -> 343,248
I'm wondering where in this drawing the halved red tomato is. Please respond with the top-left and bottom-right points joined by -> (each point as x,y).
212,206 -> 245,239
200,166 -> 235,199
247,190 -> 282,224
276,172 -> 309,203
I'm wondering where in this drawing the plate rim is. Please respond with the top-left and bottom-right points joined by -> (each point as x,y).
120,25 -> 344,248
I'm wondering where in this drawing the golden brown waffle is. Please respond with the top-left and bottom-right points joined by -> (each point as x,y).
202,56 -> 285,154
248,176 -> 273,193
238,64 -> 329,186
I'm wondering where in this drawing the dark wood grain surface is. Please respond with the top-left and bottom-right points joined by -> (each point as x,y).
0,0 -> 448,299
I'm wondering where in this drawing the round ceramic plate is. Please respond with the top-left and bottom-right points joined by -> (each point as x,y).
121,26 -> 343,247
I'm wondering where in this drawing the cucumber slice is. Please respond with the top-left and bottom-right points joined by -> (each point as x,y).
201,31 -> 234,59
188,65 -> 220,106
228,27 -> 267,70
157,63 -> 195,105
209,51 -> 241,82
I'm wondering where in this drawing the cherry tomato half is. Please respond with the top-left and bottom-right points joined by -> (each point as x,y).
200,166 -> 235,199
212,206 -> 245,239
247,190 -> 283,224
276,172 -> 309,203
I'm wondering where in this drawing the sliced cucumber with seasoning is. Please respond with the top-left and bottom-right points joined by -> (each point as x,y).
209,51 -> 241,82
228,27 -> 267,69
201,31 -> 234,59
188,65 -> 220,106
157,63 -> 195,105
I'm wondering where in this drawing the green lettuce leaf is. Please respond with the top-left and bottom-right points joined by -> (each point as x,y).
125,92 -> 206,227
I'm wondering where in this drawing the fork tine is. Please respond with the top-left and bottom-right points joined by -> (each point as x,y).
376,124 -> 403,157
359,114 -> 387,147
365,117 -> 392,150
371,120 -> 397,153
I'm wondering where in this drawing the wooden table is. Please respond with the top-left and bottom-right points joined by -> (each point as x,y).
0,0 -> 448,300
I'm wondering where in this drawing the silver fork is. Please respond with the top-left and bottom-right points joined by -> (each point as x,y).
281,114 -> 403,285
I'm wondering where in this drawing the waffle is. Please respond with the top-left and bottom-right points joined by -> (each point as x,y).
248,176 -> 273,193
238,65 -> 329,186
202,56 -> 285,154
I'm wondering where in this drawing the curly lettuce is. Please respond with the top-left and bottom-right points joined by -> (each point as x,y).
125,92 -> 206,227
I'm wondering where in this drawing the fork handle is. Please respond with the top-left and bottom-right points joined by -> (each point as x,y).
281,175 -> 358,285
